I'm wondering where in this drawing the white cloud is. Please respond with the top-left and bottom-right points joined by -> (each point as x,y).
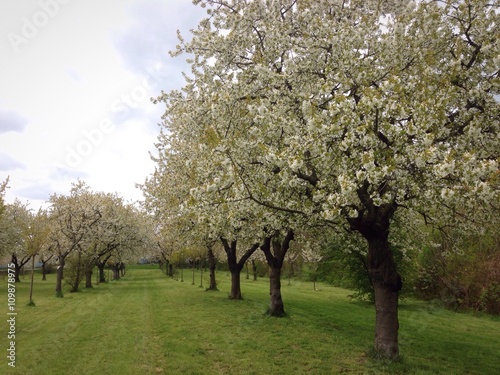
0,109 -> 29,133
0,152 -> 26,171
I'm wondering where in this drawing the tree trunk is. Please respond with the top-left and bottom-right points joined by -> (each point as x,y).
70,271 -> 81,292
97,254 -> 111,283
347,186 -> 400,359
11,254 -> 21,283
40,253 -> 53,281
268,265 -> 285,316
168,263 -> 173,278
199,264 -> 203,288
41,262 -> 48,281
112,265 -> 120,280
192,262 -> 195,285
260,231 -> 294,317
84,258 -> 96,288
55,256 -> 65,297
206,246 -> 218,291
85,268 -> 93,288
368,237 -> 401,359
252,259 -> 257,281
225,245 -> 242,299
70,251 -> 82,293
98,263 -> 106,283
229,269 -> 242,299
14,264 -> 21,283
221,238 -> 259,300
28,255 -> 35,306
120,263 -> 126,277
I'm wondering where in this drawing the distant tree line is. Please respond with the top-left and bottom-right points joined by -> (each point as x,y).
0,179 -> 154,298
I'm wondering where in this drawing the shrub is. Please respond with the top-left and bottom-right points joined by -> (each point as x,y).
415,230 -> 500,315
479,282 -> 500,315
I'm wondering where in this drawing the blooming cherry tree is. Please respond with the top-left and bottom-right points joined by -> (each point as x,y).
151,0 -> 499,358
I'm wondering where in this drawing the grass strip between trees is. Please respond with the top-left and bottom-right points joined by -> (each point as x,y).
0,265 -> 499,374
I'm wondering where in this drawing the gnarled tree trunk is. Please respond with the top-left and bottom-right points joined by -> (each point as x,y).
13,264 -> 22,283
97,263 -> 106,283
348,189 -> 401,359
368,237 -> 401,359
168,262 -> 173,278
252,259 -> 258,281
11,253 -> 31,283
269,265 -> 284,316
112,262 -> 121,280
40,253 -> 53,281
260,230 -> 294,317
85,268 -> 93,288
230,269 -> 242,299
221,239 -> 259,300
97,254 -> 112,283
69,251 -> 83,293
206,245 -> 218,291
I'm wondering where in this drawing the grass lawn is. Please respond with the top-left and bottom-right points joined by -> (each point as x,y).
0,265 -> 499,374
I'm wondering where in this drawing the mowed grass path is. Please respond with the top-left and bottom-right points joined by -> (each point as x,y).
0,266 -> 499,374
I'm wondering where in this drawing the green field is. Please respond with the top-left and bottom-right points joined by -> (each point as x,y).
0,266 -> 499,375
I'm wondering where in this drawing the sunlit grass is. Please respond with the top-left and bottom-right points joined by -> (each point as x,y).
0,266 -> 498,374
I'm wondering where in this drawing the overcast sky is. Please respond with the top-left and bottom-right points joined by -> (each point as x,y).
0,0 -> 205,210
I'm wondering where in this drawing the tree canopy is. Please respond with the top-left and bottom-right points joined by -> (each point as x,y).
145,0 -> 499,358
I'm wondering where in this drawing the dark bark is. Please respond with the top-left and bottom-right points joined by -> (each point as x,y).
97,263 -> 106,283
199,263 -> 203,288
40,254 -> 54,281
348,185 -> 401,359
14,264 -> 21,283
69,251 -> 83,293
191,261 -> 196,285
112,263 -> 121,280
260,230 -> 294,317
120,263 -> 126,277
168,262 -> 174,278
85,268 -> 93,288
290,261 -> 296,278
41,262 -> 48,281
11,253 -> 32,283
252,259 -> 258,281
96,254 -> 112,283
230,270 -> 242,299
55,256 -> 66,297
368,237 -> 401,359
269,265 -> 284,316
83,255 -> 98,289
206,246 -> 218,291
221,238 -> 259,300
